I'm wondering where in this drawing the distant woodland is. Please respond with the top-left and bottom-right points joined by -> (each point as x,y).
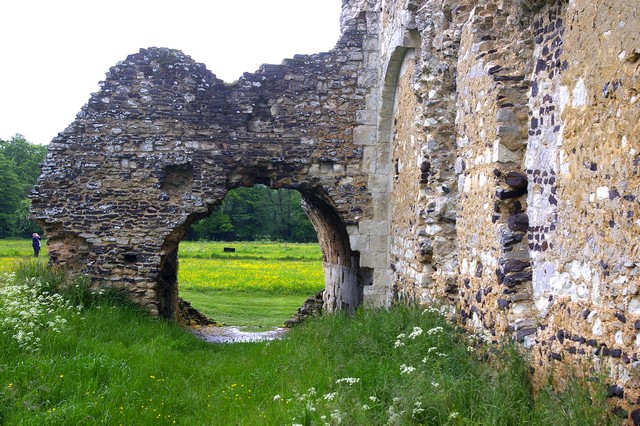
187,185 -> 317,243
0,135 -> 47,238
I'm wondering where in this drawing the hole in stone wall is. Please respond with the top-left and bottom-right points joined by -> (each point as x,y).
176,184 -> 324,330
160,162 -> 194,197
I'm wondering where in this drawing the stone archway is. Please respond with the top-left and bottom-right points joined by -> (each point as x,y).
31,13 -> 383,319
152,185 -> 362,319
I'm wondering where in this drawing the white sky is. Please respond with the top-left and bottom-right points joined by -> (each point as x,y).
0,0 -> 343,145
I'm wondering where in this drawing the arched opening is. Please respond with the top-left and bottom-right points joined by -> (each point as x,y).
154,184 -> 363,324
178,185 -> 321,328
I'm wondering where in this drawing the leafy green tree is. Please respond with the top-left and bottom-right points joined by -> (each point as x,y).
223,186 -> 264,240
291,207 -> 317,243
0,152 -> 22,237
189,211 -> 234,241
0,134 -> 47,237
188,185 -> 318,242
0,135 -> 47,196
15,199 -> 43,236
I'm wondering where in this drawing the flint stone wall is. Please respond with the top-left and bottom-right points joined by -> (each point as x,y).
372,0 -> 640,417
32,0 -> 640,417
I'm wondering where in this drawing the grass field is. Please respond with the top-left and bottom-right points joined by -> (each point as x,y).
0,263 -> 615,425
178,242 -> 324,326
0,239 -> 48,273
179,240 -> 322,261
0,239 -> 323,327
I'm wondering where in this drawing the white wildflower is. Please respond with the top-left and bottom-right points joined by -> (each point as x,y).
335,377 -> 360,385
412,400 -> 425,417
449,411 -> 460,419
272,394 -> 282,401
323,392 -> 337,401
427,326 -> 444,336
408,326 -> 423,339
400,364 -> 416,374
0,273 -> 75,351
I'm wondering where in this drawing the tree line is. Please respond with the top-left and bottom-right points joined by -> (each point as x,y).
0,135 -> 47,238
187,185 -> 317,243
0,134 -> 317,242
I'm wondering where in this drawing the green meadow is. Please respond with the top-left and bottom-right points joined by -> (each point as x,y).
0,239 -> 48,273
177,241 -> 323,327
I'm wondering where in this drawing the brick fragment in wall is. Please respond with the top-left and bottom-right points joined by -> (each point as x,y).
508,213 -> 529,232
505,171 -> 528,189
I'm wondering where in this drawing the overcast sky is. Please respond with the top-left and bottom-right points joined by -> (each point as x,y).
0,0 -> 343,145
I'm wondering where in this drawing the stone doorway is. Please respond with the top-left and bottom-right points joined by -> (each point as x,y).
174,185 -> 323,327
153,185 -> 364,321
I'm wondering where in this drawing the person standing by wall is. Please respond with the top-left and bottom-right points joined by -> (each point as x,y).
32,233 -> 41,257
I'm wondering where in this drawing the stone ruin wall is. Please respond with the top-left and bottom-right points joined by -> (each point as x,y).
32,12 -> 388,318
32,0 -> 640,418
374,0 -> 640,417
526,0 -> 640,406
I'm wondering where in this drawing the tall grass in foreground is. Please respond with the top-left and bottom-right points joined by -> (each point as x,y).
0,262 -> 615,425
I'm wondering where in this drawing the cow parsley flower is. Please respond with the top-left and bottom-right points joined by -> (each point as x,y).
408,326 -> 423,339
400,364 -> 416,374
0,273 -> 75,351
412,400 -> 425,417
427,326 -> 444,336
323,392 -> 337,401
335,377 -> 360,385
